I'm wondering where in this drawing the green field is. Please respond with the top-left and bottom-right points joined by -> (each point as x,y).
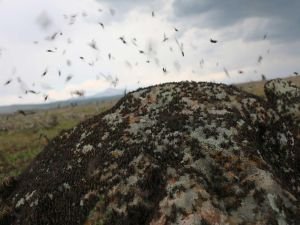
0,100 -> 117,180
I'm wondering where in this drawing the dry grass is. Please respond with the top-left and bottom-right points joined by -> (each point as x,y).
236,75 -> 300,97
0,99 -> 118,179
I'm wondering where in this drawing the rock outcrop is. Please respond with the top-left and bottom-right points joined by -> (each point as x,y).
1,79 -> 299,225
265,79 -> 300,126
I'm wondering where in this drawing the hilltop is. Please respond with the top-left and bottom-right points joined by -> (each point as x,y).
1,76 -> 299,181
0,77 -> 299,225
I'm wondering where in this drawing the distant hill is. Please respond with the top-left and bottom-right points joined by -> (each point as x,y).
0,94 -> 122,114
92,87 -> 126,98
1,76 -> 298,114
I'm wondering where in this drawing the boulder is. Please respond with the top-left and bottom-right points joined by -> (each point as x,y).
1,80 -> 299,225
264,79 -> 300,126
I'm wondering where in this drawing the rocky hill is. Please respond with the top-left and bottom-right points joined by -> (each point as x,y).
0,79 -> 299,225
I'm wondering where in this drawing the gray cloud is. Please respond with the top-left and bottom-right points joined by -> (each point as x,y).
172,0 -> 300,42
95,0 -> 161,17
96,0 -> 152,7
0,0 -> 299,105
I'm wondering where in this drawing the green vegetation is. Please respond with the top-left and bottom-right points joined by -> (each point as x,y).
0,100 -> 117,180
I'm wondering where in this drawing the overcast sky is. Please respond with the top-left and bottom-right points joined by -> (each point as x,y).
0,0 -> 299,105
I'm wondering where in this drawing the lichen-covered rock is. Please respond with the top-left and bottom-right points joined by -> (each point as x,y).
1,80 -> 299,225
264,79 -> 300,179
265,79 -> 300,126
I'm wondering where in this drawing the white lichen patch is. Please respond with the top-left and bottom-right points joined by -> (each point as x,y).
83,190 -> 98,200
174,189 -> 198,212
80,131 -> 91,141
166,167 -> 177,177
102,111 -> 122,126
25,190 -> 36,201
241,98 -> 257,105
15,198 -> 25,208
100,163 -> 118,181
181,151 -> 193,164
237,119 -> 245,127
267,194 -> 287,225
277,133 -> 288,146
231,195 -> 257,221
126,175 -> 138,185
48,193 -> 53,200
67,164 -> 72,170
29,199 -> 39,208
101,132 -> 109,141
153,144 -> 164,154
267,193 -> 280,213
127,119 -> 153,135
190,126 -> 237,150
82,144 -> 94,154
181,97 -> 200,110
207,109 -> 229,115
243,168 -> 275,191
190,158 -> 213,182
63,182 -> 71,190
166,175 -> 191,193
74,144 -> 94,155
215,91 -> 227,100
159,178 -> 200,217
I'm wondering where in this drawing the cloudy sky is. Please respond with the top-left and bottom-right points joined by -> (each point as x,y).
0,0 -> 299,105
